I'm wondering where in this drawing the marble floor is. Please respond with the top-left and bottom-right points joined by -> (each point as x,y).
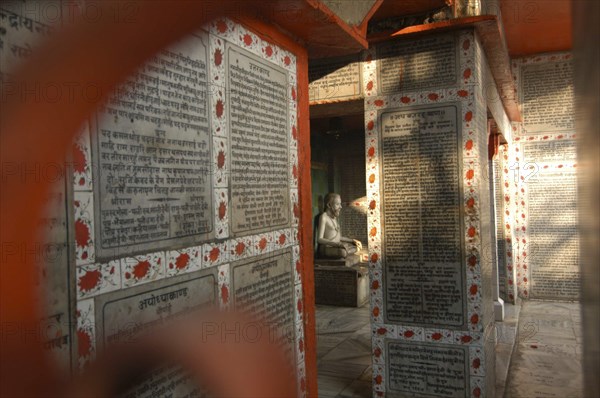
316,300 -> 584,398
505,300 -> 584,398
316,304 -> 372,398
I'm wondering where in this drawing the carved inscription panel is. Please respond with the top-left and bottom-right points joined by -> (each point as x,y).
386,341 -> 468,397
231,250 -> 295,360
521,60 -> 574,134
92,33 -> 213,258
308,54 -> 362,102
227,45 -> 290,235
527,170 -> 580,300
377,34 -> 458,94
97,271 -> 217,398
380,104 -> 465,328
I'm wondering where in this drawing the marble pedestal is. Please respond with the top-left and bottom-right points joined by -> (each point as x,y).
314,262 -> 368,307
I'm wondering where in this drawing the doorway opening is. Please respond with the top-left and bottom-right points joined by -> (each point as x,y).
310,109 -> 372,397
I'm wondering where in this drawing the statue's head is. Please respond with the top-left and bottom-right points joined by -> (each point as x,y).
324,192 -> 341,217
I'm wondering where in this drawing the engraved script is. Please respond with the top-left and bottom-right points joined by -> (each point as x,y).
387,342 -> 468,396
381,104 -> 465,327
378,34 -> 457,94
228,45 -> 290,235
93,33 -> 212,257
309,54 -> 362,102
521,60 -> 574,134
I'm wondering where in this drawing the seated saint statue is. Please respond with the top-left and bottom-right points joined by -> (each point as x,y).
316,193 -> 362,259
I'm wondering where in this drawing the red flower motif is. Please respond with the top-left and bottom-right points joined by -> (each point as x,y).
400,96 -> 411,103
374,347 -> 382,357
367,120 -> 374,131
374,375 -> 382,385
370,253 -> 379,263
376,327 -> 387,335
371,280 -> 379,290
209,247 -> 220,262
297,299 -> 302,313
258,237 -> 267,251
466,169 -> 475,180
468,256 -> 477,267
284,56 -> 291,66
221,285 -> 229,304
461,335 -> 472,343
463,68 -> 472,79
214,49 -> 222,66
75,219 -> 90,248
370,227 -> 377,237
216,20 -> 227,33
368,174 -> 376,184
458,89 -> 469,97
73,144 -> 87,174
466,197 -> 475,208
218,201 -> 226,220
292,125 -> 297,140
463,39 -> 471,50
470,284 -> 478,295
216,100 -> 224,118
278,234 -> 286,245
403,330 -> 414,338
243,34 -> 252,46
428,93 -> 439,101
175,253 -> 190,270
432,332 -> 442,341
368,146 -> 375,157
265,46 -> 273,57
468,226 -> 477,238
374,99 -> 384,107
373,307 -> 380,317
77,329 -> 92,357
366,81 -> 373,91
369,200 -> 376,210
133,260 -> 151,279
216,151 -> 226,170
465,111 -> 473,122
78,270 -> 101,292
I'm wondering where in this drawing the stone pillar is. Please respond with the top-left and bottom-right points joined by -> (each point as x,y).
364,29 -> 497,397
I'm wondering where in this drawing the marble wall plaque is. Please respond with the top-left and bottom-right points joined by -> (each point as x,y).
92,32 -> 213,258
227,44 -> 290,235
520,60 -> 574,134
377,34 -> 458,94
1,2 -> 75,374
95,269 -> 217,397
526,170 -> 580,300
309,54 -> 362,102
522,139 -> 577,163
386,341 -> 468,397
380,104 -> 466,328
493,159 -> 507,299
231,249 -> 295,360
0,3 -> 56,74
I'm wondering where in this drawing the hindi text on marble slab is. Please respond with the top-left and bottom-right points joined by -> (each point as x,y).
227,45 -> 290,235
380,104 -> 466,328
92,33 -> 213,258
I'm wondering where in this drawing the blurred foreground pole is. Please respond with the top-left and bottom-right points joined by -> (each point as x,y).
573,1 -> 600,397
0,2 -> 255,396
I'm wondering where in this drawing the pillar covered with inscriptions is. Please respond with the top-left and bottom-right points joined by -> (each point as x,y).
364,29 -> 498,397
